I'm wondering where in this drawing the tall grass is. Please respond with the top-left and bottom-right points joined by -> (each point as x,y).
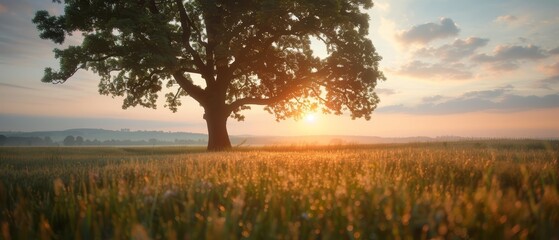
0,141 -> 558,239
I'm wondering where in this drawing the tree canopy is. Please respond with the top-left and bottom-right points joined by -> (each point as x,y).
34,0 -> 385,150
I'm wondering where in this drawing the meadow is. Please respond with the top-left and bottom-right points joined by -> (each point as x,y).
0,140 -> 558,239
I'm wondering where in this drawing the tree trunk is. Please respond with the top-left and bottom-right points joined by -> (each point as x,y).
204,108 -> 232,151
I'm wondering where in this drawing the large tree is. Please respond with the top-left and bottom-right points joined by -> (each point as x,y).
33,0 -> 385,151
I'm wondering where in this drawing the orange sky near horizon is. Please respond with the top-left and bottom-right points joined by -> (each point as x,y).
223,107 -> 559,138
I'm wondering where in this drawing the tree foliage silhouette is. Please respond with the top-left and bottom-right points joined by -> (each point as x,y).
63,135 -> 75,146
33,0 -> 385,151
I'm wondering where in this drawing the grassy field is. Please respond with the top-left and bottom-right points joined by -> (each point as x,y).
0,140 -> 558,239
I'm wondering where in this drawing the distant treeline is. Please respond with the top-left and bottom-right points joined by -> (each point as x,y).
0,135 -> 207,146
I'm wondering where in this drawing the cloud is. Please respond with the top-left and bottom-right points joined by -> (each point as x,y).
0,3 -> 7,14
0,82 -> 37,90
415,37 -> 489,62
472,45 -> 548,62
535,75 -> 559,90
422,95 -> 445,103
540,62 -> 559,75
396,18 -> 460,45
380,86 -> 559,114
486,62 -> 520,72
461,85 -> 513,99
550,47 -> 559,55
375,88 -> 397,96
394,60 -> 473,80
495,15 -> 518,24
472,45 -> 550,72
518,37 -> 528,43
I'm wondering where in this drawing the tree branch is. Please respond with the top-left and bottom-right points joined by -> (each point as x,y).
227,78 -> 302,112
147,0 -> 158,14
227,66 -> 330,113
227,94 -> 286,113
174,0 -> 213,85
177,64 -> 201,75
172,71 -> 206,105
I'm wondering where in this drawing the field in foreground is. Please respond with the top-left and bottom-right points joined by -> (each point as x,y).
0,141 -> 558,239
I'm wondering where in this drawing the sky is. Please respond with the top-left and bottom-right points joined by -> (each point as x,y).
1,0 -> 558,138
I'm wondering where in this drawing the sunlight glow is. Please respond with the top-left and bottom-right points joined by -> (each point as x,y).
304,113 -> 317,123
